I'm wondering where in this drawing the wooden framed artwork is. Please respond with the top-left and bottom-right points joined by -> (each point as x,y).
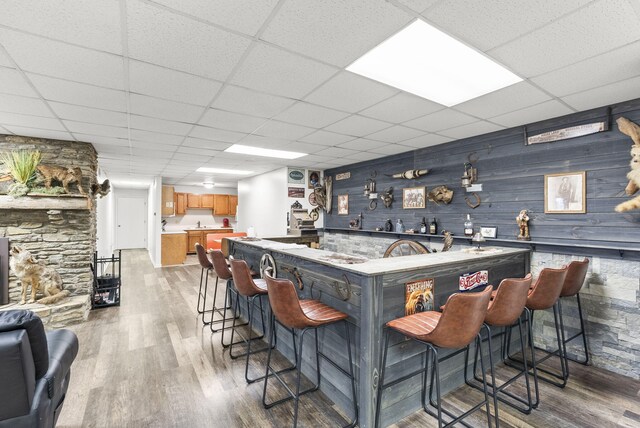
480,226 -> 497,239
402,186 -> 426,209
544,171 -> 586,214
337,194 -> 348,215
308,170 -> 320,189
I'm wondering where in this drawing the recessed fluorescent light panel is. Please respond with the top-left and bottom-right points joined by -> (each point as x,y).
225,144 -> 307,159
196,167 -> 253,175
347,20 -> 522,107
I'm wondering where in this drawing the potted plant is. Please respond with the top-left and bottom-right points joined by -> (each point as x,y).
0,150 -> 42,196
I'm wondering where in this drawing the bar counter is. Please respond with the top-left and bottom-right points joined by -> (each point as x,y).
226,237 -> 530,427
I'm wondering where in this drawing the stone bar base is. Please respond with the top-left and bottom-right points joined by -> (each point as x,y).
0,294 -> 90,329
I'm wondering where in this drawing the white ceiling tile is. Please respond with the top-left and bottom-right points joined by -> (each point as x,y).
366,143 -> 414,155
531,41 -> 640,97
231,43 -> 338,99
129,94 -> 204,123
212,85 -> 295,118
91,142 -> 124,155
189,125 -> 248,143
489,0 -> 640,77
400,133 -> 453,148
261,0 -> 412,66
403,109 -> 476,132
396,0 -> 440,13
0,29 -> 124,89
130,129 -> 184,145
253,120 -> 315,140
127,0 -> 251,80
0,125 -> 10,134
130,140 -> 178,152
28,74 -> 127,111
131,148 -> 174,159
359,92 -> 444,123
313,146 -> 360,158
325,115 -> 391,136
562,75 -> 640,112
239,135 -> 322,154
49,102 -> 128,127
0,50 -> 14,68
298,130 -> 355,146
438,121 -> 505,140
343,151 -> 385,162
455,82 -> 552,119
337,138 -> 389,151
129,60 -> 222,106
305,71 -> 398,113
0,93 -> 54,117
3,126 -> 73,141
0,67 -> 38,97
490,100 -> 574,128
72,134 -> 130,147
63,120 -> 128,138
0,0 -> 122,54
273,102 -> 350,128
366,125 -> 425,143
199,109 -> 266,133
150,0 -> 279,36
129,115 -> 193,136
426,0 -> 591,51
175,146 -> 223,157
0,112 -> 65,131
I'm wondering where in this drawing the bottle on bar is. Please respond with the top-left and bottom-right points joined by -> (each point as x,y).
429,217 -> 437,235
464,213 -> 474,237
420,217 -> 427,234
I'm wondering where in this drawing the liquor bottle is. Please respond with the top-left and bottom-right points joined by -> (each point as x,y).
395,219 -> 405,233
429,217 -> 438,235
419,217 -> 427,234
464,213 -> 474,237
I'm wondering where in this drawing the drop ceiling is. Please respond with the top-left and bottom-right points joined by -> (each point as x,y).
0,0 -> 639,187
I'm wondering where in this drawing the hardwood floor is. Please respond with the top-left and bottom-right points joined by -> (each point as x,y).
57,250 -> 640,427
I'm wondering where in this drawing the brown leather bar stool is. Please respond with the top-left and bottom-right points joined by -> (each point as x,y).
375,286 -> 494,428
559,259 -> 590,364
262,274 -> 358,428
194,243 -> 214,325
465,274 -> 538,419
505,266 -> 569,388
208,249 -> 244,333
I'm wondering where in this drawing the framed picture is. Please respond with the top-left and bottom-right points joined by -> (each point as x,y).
288,167 -> 305,184
338,194 -> 349,215
480,226 -> 497,239
308,170 -> 321,189
544,171 -> 586,214
287,187 -> 305,198
402,186 -> 426,209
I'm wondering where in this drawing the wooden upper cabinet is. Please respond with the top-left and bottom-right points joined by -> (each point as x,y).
200,194 -> 214,208
229,195 -> 238,216
161,186 -> 175,216
187,193 -> 201,208
213,194 -> 229,215
174,192 -> 186,215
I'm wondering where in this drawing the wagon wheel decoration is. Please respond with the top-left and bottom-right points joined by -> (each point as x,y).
383,240 -> 431,258
309,207 -> 320,221
259,253 -> 277,278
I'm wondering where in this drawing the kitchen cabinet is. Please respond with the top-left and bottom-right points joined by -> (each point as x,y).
185,228 -> 234,254
161,186 -> 175,216
229,195 -> 238,216
161,233 -> 187,265
201,194 -> 214,208
187,193 -> 201,208
175,192 -> 186,215
213,194 -> 229,215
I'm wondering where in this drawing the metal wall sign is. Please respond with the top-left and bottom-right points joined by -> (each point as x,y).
405,278 -> 434,315
335,172 -> 351,180
526,121 -> 607,145
459,270 -> 488,291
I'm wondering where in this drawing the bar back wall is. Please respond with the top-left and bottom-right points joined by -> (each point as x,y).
323,98 -> 640,379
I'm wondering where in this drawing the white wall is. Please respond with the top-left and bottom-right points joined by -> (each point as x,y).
237,167 -> 323,237
162,185 -> 239,230
148,177 -> 162,267
96,187 -> 115,257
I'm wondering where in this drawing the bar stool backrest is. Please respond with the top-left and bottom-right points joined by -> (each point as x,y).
229,259 -> 262,297
526,267 -> 568,311
264,274 -> 314,330
560,258 -> 589,297
424,285 -> 493,348
485,274 -> 532,327
195,243 -> 213,269
210,250 -> 232,280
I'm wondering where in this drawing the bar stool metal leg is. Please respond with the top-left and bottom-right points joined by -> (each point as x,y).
566,293 -> 590,365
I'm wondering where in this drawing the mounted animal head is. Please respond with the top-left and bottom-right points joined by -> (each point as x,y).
380,187 -> 394,208
428,185 -> 454,205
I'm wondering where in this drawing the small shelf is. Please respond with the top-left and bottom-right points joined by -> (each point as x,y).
92,250 -> 122,309
0,194 -> 89,210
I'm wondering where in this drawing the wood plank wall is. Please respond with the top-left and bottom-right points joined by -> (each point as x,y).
324,98 -> 640,252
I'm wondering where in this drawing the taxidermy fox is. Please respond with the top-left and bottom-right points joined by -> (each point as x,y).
615,117 -> 640,212
9,246 -> 70,304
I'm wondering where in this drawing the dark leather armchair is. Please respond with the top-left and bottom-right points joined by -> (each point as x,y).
0,310 -> 78,428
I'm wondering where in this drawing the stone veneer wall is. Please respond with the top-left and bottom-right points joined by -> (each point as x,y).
320,232 -> 640,380
0,135 -> 97,327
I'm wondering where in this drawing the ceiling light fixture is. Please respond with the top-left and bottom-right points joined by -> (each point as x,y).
196,167 -> 254,175
346,19 -> 522,107
203,182 -> 215,189
225,144 -> 307,159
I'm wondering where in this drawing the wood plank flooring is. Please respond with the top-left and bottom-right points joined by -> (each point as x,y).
56,250 -> 640,428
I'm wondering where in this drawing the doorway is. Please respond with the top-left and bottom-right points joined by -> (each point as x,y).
116,196 -> 147,249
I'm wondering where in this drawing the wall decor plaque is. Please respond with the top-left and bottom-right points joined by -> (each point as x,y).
335,172 -> 351,181
526,121 -> 607,145
288,168 -> 305,184
459,270 -> 488,291
405,278 -> 434,316
287,187 -> 305,198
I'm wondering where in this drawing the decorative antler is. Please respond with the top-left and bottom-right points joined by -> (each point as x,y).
617,117 -> 640,146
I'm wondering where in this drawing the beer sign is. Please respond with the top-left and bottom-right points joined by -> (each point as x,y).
459,270 -> 488,291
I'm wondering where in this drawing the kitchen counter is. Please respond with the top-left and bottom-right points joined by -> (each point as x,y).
161,230 -> 187,234
182,226 -> 234,231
